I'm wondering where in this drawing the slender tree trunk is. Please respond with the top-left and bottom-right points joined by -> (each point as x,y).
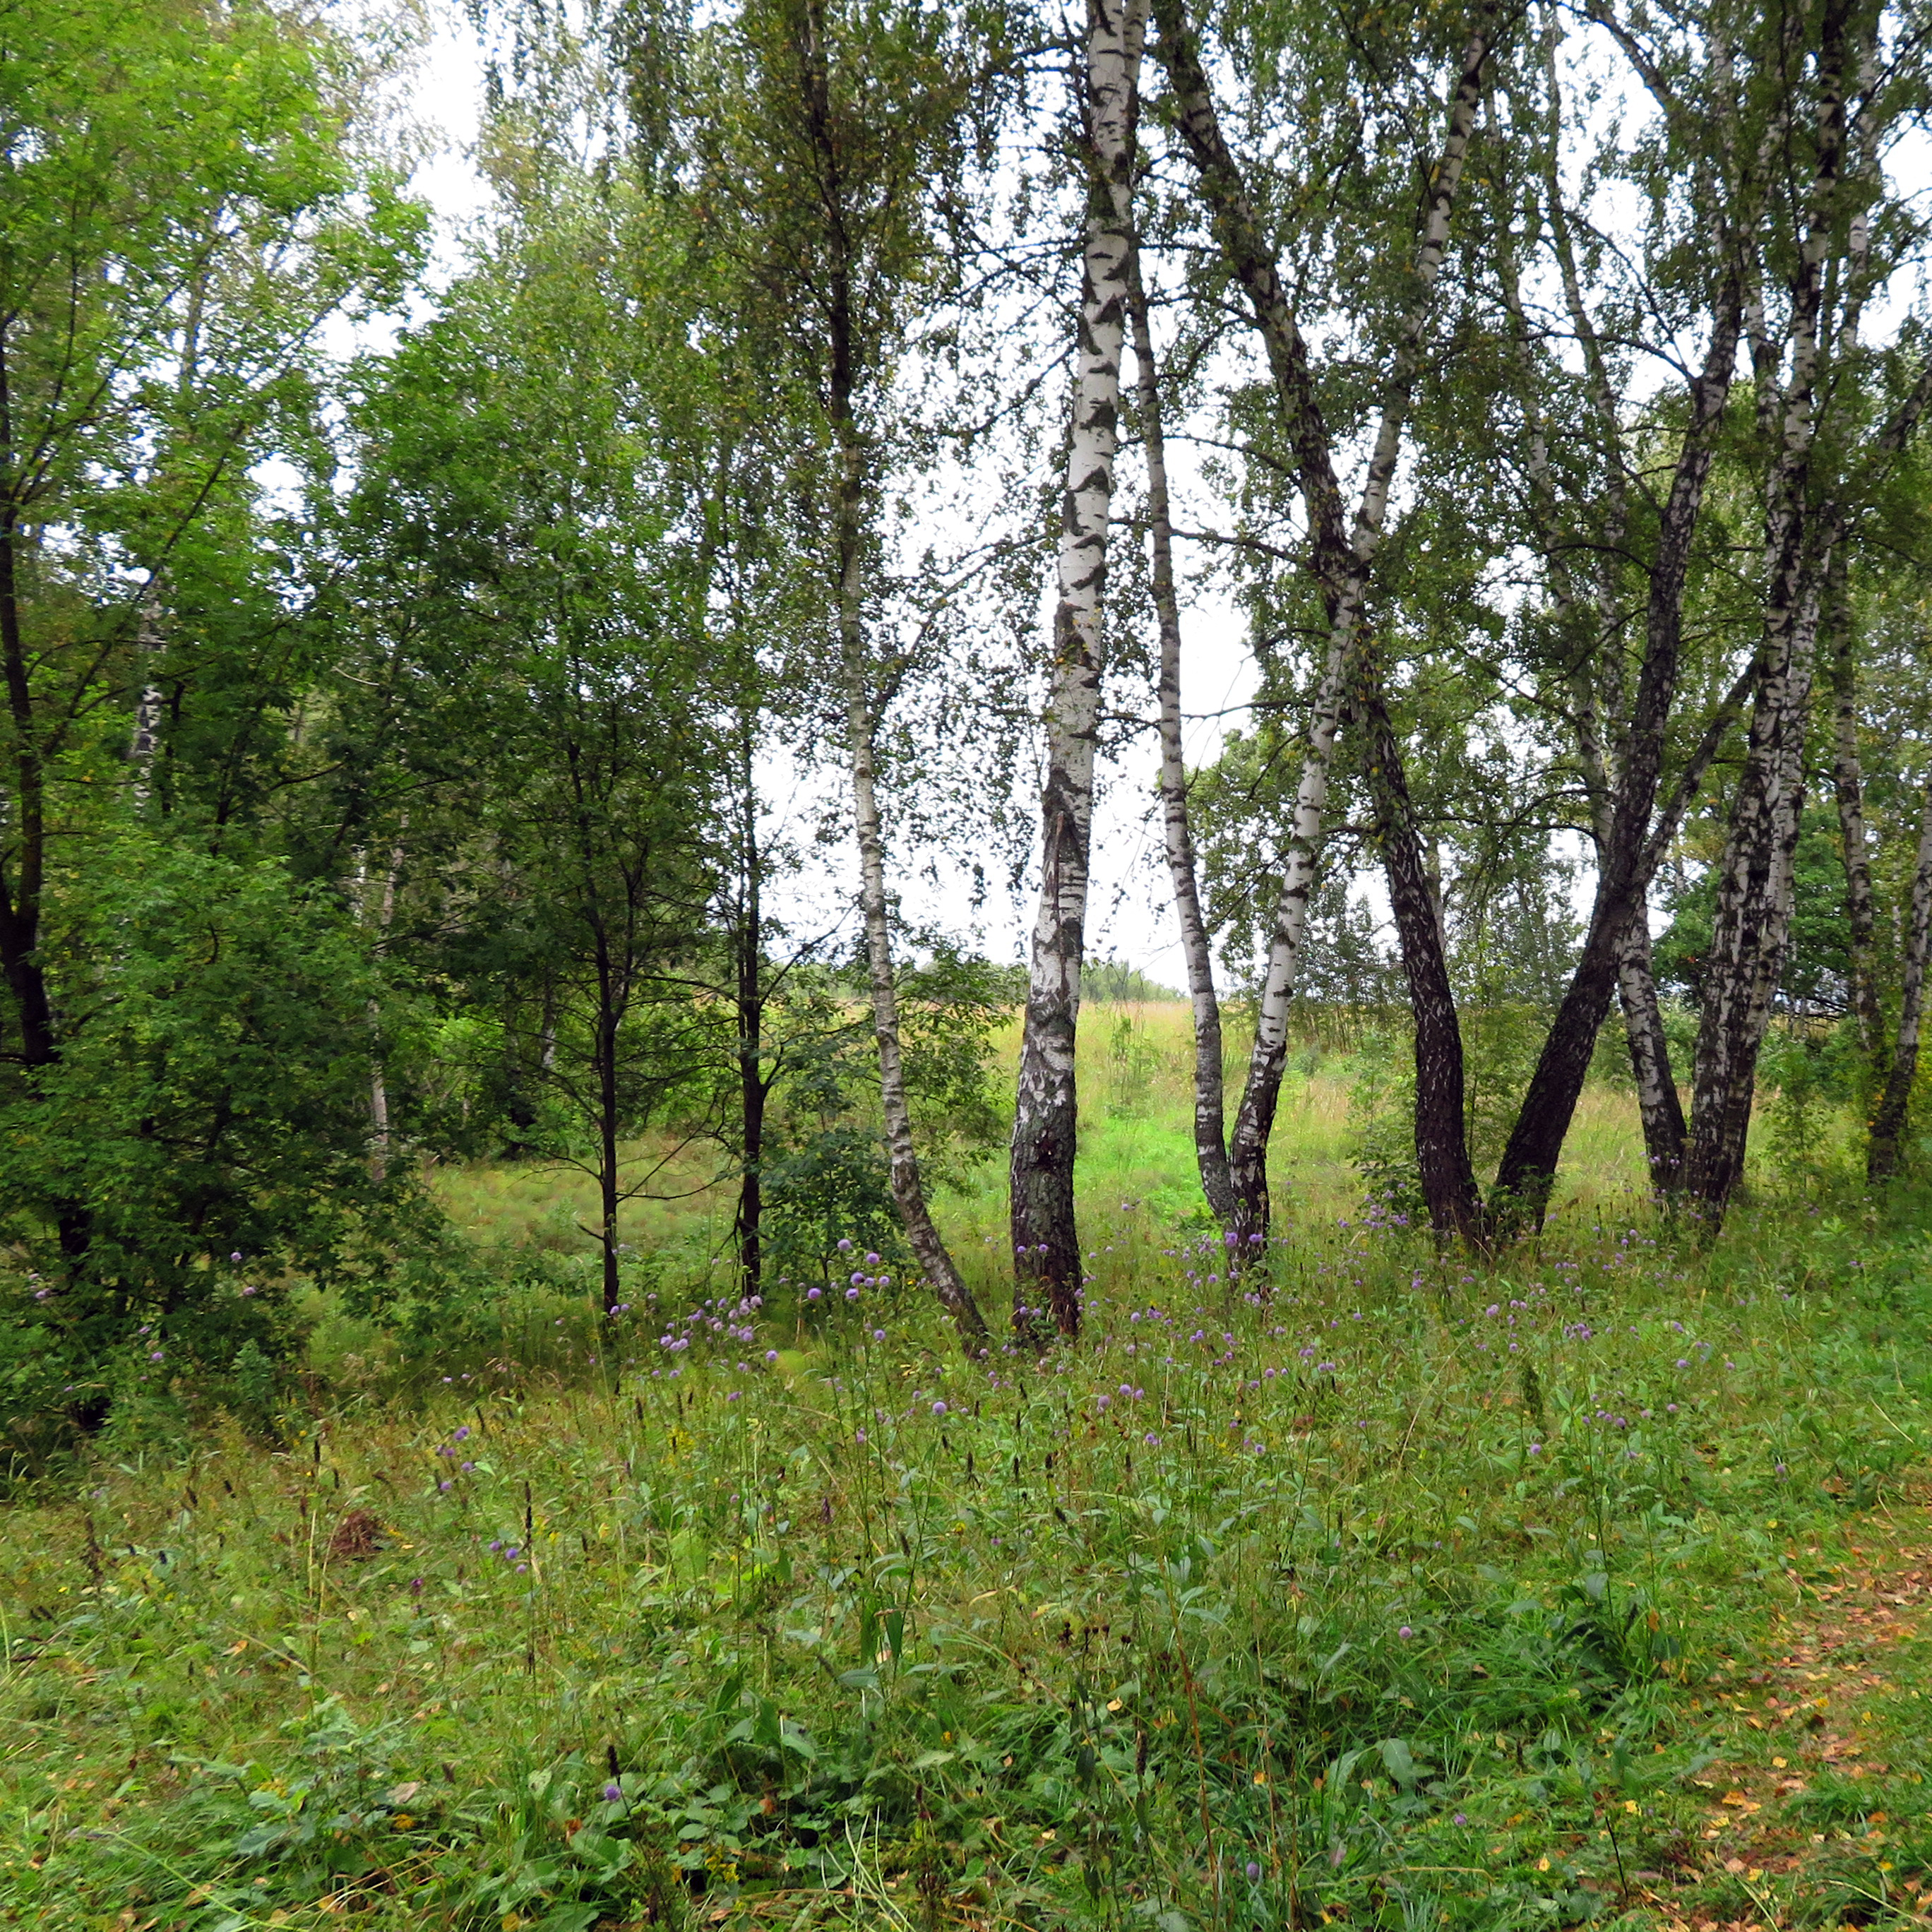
595,941 -> 624,1318
129,578 -> 165,813
1151,0 -> 1497,1243
1825,556 -> 1884,1080
1616,901 -> 1686,1188
1868,780 -> 1932,1181
846,662 -> 989,1346
1010,0 -> 1147,1337
794,1 -> 988,1349
1488,285 -> 1743,1226
734,724 -> 765,1302
1128,242 -> 1237,1236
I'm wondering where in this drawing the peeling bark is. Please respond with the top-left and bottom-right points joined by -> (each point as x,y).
1010,0 -> 1147,1338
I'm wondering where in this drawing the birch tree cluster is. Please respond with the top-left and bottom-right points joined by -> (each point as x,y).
3,0 -> 1932,1426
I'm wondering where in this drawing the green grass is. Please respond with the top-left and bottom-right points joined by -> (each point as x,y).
6,1012 -> 1932,1931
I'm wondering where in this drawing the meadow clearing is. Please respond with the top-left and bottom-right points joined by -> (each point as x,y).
4,1006 -> 1931,1932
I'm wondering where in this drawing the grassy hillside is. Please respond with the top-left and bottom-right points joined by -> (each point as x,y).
6,1013 -> 1932,1931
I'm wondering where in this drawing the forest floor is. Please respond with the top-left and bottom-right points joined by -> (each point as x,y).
3,1008 -> 1929,1932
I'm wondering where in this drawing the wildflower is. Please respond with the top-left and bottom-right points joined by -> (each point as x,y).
455,1426 -> 470,1441
1398,1625 -> 1412,1639
410,1578 -> 424,1593
1527,1442 -> 1542,1455
846,1286 -> 860,1301
439,1480 -> 452,1492
765,1349 -> 779,1362
806,1287 -> 822,1302
230,1251 -> 244,1263
460,1462 -> 474,1473
931,1400 -> 947,1417
604,1782 -> 622,1801
838,1238 -> 854,1252
1453,1812 -> 1467,1825
1246,1861 -> 1260,1880
855,1429 -> 867,1444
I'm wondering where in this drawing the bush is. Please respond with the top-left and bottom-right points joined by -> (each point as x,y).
0,845 -> 441,1457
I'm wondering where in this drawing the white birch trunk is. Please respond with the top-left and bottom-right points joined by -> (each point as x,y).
129,578 -> 165,812
1009,0 -> 1147,1338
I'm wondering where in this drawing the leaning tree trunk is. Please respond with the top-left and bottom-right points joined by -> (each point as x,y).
845,664 -> 989,1347
1150,0 -> 1497,1244
1486,281 -> 1743,1229
1128,242 -> 1237,1236
1868,780 -> 1932,1182
1010,0 -> 1147,1340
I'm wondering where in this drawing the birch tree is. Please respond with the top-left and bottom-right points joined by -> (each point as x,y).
1147,0 -> 1499,1242
676,0 -> 1003,1344
1010,0 -> 1148,1336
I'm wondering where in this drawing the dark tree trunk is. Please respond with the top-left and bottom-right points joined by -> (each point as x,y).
1354,672 -> 1486,1244
595,943 -> 624,1318
1151,0 -> 1498,1246
1868,782 -> 1932,1182
1489,287 -> 1743,1228
733,745 -> 765,1304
